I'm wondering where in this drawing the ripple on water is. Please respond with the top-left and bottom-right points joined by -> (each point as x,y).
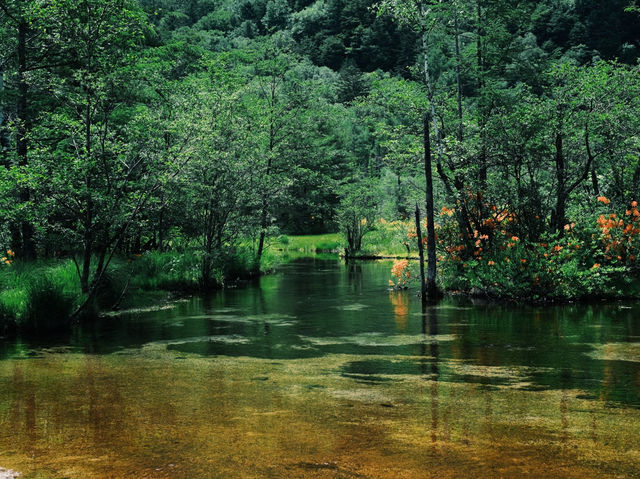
336,303 -> 370,311
143,334 -> 252,349
299,332 -> 456,347
587,343 -> 640,362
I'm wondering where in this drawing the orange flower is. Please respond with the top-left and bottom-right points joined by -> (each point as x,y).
440,206 -> 454,217
597,196 -> 611,205
488,261 -> 495,266
521,259 -> 527,264
632,201 -> 638,208
511,236 -> 519,242
553,245 -> 563,252
6,249 -> 14,257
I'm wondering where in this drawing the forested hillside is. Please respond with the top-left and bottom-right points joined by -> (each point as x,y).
2,0 -> 640,329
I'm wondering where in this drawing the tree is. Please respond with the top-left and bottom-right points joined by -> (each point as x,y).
337,180 -> 377,257
179,59 -> 256,285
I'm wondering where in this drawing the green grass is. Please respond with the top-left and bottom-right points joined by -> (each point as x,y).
360,227 -> 415,257
271,233 -> 343,253
128,250 -> 202,291
266,229 -> 416,261
0,259 -> 84,332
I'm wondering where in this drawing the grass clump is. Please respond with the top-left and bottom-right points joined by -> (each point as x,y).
23,275 -> 76,332
0,260 -> 83,333
129,250 -> 202,291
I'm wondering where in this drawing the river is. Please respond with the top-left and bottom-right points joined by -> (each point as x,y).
1,258 -> 639,477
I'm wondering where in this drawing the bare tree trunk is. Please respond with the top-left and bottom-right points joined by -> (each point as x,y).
552,132 -> 566,234
415,204 -> 426,300
0,63 -> 9,153
454,12 -> 463,143
424,113 -> 438,299
81,97 -> 93,293
421,12 -> 473,254
16,19 -> 35,259
256,99 -> 276,266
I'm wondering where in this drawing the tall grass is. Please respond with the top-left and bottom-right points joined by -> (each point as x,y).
0,245 -> 273,335
271,234 -> 342,253
0,260 -> 83,332
129,250 -> 201,291
23,275 -> 76,332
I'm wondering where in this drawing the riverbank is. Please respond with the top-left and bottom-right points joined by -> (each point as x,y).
0,249 -> 259,335
272,232 -> 640,303
4,228 -> 640,336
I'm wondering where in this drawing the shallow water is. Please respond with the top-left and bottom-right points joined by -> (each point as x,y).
1,258 -> 640,478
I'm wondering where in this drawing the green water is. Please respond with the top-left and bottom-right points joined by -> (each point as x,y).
5,258 -> 638,406
1,258 -> 640,478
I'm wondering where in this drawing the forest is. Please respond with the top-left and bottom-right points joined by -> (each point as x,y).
2,0 -> 640,332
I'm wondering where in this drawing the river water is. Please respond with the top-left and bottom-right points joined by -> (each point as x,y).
1,258 -> 639,478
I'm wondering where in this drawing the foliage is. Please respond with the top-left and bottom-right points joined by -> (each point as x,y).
336,181 -> 378,257
2,0 -> 640,328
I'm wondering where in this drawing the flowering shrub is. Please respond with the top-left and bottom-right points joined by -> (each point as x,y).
391,195 -> 640,299
1,250 -> 14,265
390,259 -> 411,288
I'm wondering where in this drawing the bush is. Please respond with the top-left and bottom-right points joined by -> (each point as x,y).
433,196 -> 640,300
23,275 -> 75,332
130,250 -> 201,291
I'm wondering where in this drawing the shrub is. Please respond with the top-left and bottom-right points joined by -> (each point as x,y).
23,275 -> 75,332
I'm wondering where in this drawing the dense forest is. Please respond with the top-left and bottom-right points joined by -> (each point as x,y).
1,0 -> 640,331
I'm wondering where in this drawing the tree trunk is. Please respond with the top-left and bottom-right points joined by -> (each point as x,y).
16,19 -> 35,259
415,204 -> 426,301
81,95 -> 93,293
632,157 -> 640,200
81,225 -> 93,294
256,106 -> 276,266
17,20 -> 27,164
454,13 -> 463,143
256,197 -> 268,264
0,63 -> 9,153
552,132 -> 566,234
421,13 -> 473,256
476,1 -> 487,228
424,113 -> 438,299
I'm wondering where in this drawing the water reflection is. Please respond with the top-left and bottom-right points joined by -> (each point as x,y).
389,291 -> 409,331
1,258 -> 640,477
1,258 -> 640,410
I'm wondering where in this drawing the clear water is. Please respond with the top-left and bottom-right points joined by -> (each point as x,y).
1,258 -> 639,478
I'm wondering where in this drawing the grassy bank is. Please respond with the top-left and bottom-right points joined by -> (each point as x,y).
0,248 -> 260,335
267,225 -> 640,302
267,227 -> 414,260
